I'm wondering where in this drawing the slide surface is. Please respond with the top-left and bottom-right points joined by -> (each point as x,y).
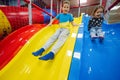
79,15 -> 120,80
0,17 -> 81,80
0,24 -> 45,70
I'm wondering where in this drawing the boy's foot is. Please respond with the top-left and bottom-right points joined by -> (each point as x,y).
32,48 -> 45,56
39,51 -> 54,60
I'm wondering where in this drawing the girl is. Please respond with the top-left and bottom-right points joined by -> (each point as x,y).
88,6 -> 104,41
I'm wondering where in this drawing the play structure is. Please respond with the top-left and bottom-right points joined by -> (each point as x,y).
0,6 -> 56,39
0,13 -> 120,80
0,0 -> 120,80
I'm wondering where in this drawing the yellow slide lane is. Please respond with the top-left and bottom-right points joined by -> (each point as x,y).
0,17 -> 82,80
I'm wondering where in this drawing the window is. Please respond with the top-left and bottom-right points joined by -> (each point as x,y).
111,6 -> 120,10
80,0 -> 87,3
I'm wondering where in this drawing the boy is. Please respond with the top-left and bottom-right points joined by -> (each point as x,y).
33,0 -> 78,60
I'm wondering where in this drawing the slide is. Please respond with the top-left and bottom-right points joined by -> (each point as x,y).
0,24 -> 46,70
0,17 -> 81,80
79,16 -> 120,80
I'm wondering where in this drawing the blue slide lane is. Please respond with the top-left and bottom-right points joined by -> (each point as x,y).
68,17 -> 84,80
69,15 -> 120,80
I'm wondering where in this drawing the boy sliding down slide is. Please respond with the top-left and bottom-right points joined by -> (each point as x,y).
32,0 -> 79,60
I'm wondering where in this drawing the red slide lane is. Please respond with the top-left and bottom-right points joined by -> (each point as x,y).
0,24 -> 46,70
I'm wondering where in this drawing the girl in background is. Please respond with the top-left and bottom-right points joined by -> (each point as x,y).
88,6 -> 104,41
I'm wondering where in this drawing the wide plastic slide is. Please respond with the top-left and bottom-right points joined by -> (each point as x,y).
0,17 -> 81,80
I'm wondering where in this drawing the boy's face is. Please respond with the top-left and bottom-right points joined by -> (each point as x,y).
94,8 -> 103,18
62,3 -> 70,14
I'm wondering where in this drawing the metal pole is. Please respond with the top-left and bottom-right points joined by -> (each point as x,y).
105,0 -> 111,23
57,0 -> 59,14
100,0 -> 102,6
17,0 -> 20,7
50,0 -> 53,21
78,0 -> 80,17
60,0 -> 62,13
28,0 -> 32,25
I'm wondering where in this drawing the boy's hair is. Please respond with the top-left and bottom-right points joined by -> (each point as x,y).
63,0 -> 70,5
91,6 -> 104,16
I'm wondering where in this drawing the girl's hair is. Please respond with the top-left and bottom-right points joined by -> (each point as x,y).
63,0 -> 70,5
91,6 -> 104,16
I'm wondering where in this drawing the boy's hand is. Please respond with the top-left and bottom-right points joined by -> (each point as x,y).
46,24 -> 52,27
72,21 -> 80,27
73,23 -> 80,27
